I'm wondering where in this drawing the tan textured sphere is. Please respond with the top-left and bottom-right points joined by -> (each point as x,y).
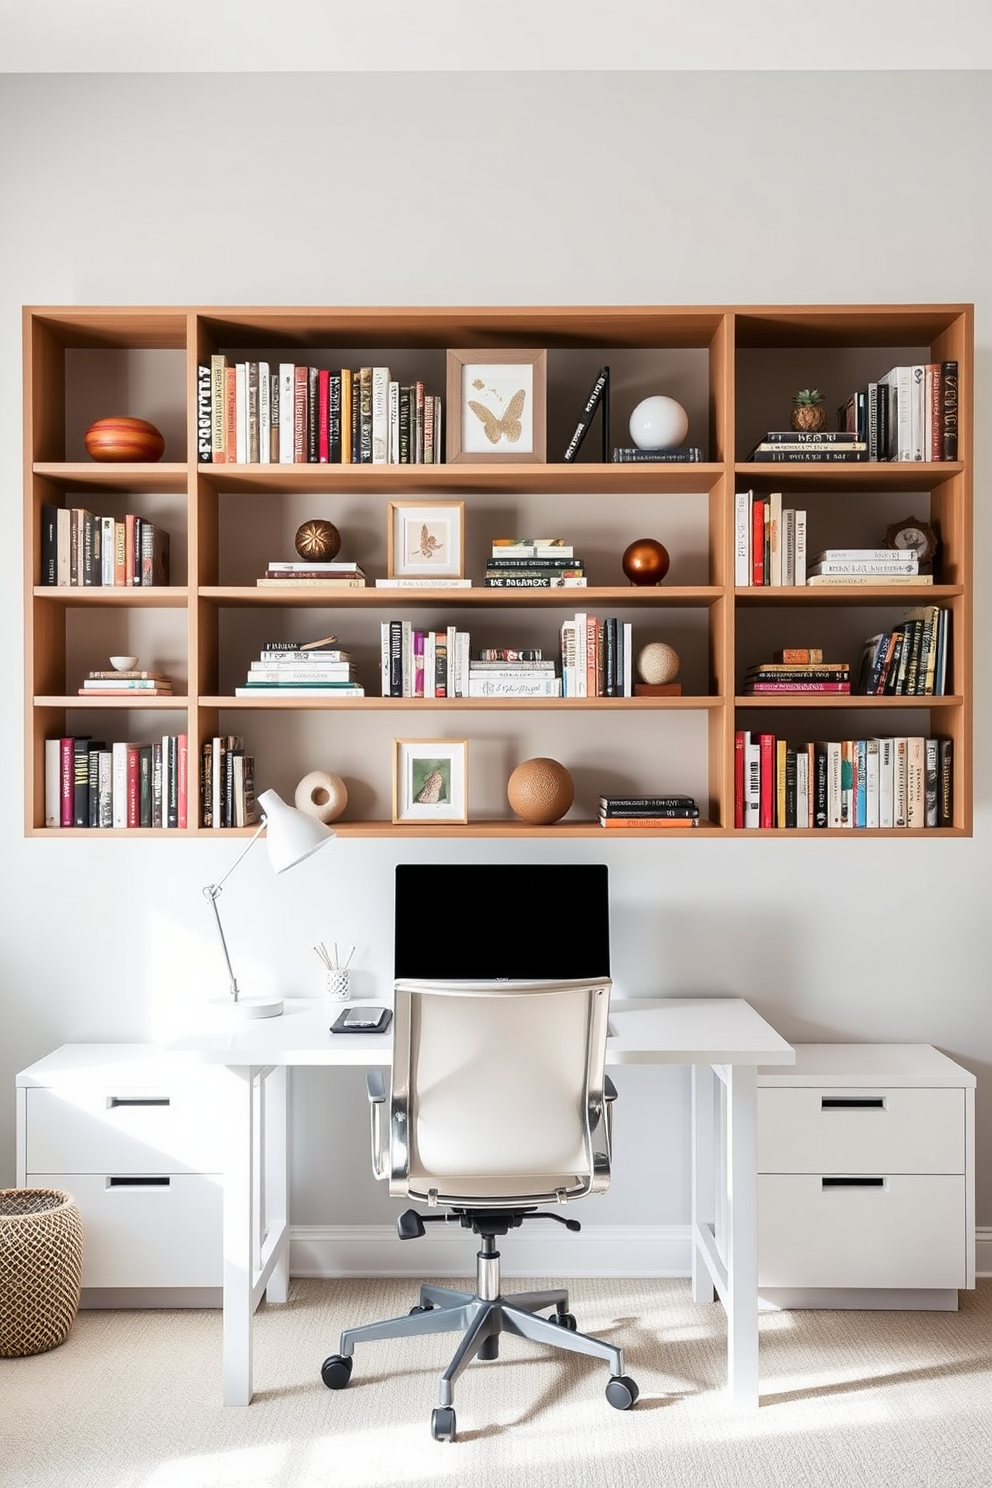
295,519 -> 341,560
507,757 -> 574,825
294,769 -> 348,824
637,641 -> 681,685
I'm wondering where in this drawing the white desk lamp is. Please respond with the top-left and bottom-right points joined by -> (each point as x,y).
202,788 -> 335,1019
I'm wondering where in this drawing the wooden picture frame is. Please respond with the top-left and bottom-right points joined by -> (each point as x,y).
387,500 -> 465,578
446,348 -> 547,463
393,738 -> 468,824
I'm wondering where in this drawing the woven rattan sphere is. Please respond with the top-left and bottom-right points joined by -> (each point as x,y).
507,757 -> 574,825
295,519 -> 341,560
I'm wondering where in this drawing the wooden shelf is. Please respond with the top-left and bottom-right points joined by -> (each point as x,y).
24,302 -> 973,837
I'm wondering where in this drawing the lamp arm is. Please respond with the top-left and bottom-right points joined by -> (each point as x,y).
201,818 -> 267,1004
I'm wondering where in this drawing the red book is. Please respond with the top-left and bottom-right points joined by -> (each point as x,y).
734,729 -> 745,829
758,733 -> 776,828
745,681 -> 852,693
318,369 -> 330,461
751,497 -> 766,586
177,732 -> 188,829
126,743 -> 141,829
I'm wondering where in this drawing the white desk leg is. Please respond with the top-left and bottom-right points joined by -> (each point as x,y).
725,1061 -> 759,1410
691,1064 -> 716,1304
263,1064 -> 289,1305
222,1065 -> 256,1407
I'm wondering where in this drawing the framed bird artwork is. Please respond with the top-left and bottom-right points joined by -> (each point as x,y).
387,501 -> 465,578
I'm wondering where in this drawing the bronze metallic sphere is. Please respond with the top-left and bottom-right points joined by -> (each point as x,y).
621,538 -> 670,586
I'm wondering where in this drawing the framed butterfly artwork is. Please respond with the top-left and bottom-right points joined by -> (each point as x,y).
388,501 -> 465,578
393,738 -> 468,824
446,348 -> 547,463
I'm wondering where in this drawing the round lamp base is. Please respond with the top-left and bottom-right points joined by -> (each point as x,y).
209,995 -> 285,1020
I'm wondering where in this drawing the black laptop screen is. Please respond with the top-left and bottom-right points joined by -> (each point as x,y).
394,863 -> 610,981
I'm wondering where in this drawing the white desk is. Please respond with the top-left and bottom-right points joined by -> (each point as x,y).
170,995 -> 794,1410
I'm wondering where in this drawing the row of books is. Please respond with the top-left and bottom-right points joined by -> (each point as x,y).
380,622 -> 471,698
560,614 -> 634,698
854,606 -> 950,697
40,505 -> 170,588
838,361 -> 958,463
199,734 -> 259,828
598,794 -> 700,829
734,731 -> 952,830
735,492 -> 807,586
201,358 -> 442,466
45,734 -> 189,829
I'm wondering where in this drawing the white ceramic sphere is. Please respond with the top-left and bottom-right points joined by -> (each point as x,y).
628,395 -> 689,450
294,769 -> 348,824
636,641 -> 680,686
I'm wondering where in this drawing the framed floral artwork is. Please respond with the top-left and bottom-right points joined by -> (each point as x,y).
445,348 -> 547,463
392,738 -> 468,824
387,501 -> 465,578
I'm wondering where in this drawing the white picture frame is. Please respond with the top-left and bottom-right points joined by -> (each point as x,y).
387,501 -> 465,578
392,738 -> 468,824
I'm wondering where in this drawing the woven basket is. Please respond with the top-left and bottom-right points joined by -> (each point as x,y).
0,1188 -> 84,1356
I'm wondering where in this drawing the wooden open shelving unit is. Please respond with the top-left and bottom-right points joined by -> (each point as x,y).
23,303 -> 973,837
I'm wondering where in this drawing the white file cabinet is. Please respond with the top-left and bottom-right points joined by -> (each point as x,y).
756,1044 -> 975,1309
16,1045 -> 229,1307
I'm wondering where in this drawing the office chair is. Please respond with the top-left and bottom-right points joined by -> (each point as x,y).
320,975 -> 638,1441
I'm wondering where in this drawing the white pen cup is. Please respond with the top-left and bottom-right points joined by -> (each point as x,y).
326,969 -> 350,1001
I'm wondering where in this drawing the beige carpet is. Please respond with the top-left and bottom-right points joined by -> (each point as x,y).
2,1277 -> 990,1488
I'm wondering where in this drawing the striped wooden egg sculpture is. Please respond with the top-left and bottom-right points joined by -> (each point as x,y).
84,416 -> 165,462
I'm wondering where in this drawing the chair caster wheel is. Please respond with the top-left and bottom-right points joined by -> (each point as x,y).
549,1310 -> 577,1331
606,1374 -> 639,1410
320,1354 -> 353,1390
431,1406 -> 456,1441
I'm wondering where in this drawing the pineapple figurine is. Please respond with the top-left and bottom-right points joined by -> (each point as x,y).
791,388 -> 827,433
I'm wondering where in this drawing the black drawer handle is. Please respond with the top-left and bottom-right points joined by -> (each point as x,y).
107,1176 -> 171,1188
108,1096 -> 171,1108
821,1097 -> 885,1110
821,1176 -> 885,1189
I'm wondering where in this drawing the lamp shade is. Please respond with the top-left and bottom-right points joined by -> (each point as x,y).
257,789 -> 335,874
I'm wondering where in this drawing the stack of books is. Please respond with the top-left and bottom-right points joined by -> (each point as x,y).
805,549 -> 932,588
256,560 -> 366,588
235,639 -> 363,698
484,539 -> 586,588
467,658 -> 561,697
743,658 -> 850,695
747,431 -> 868,463
598,795 -> 700,828
77,668 -> 174,698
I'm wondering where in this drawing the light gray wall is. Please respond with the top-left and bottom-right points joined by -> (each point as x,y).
1,71 -> 988,1232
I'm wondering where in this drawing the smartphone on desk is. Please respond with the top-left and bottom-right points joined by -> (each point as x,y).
330,1005 -> 392,1035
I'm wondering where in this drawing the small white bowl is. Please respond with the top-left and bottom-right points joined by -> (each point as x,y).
110,655 -> 139,671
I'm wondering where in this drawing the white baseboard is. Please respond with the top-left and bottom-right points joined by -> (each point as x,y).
290,1223 -> 690,1279
291,1223 -> 992,1286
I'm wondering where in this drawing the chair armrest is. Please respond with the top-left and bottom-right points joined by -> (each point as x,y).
366,1070 -> 388,1181
604,1075 -> 617,1102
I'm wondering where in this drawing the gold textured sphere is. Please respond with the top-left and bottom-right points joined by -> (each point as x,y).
507,757 -> 574,825
621,538 -> 670,585
295,519 -> 341,560
637,641 -> 680,685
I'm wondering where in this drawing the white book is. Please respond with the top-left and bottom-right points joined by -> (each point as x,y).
234,362 -> 247,463
112,740 -> 129,829
807,558 -> 919,576
98,749 -> 113,828
433,395 -> 443,466
373,577 -> 472,588
467,676 -> 562,697
57,507 -> 71,585
734,490 -> 751,586
878,366 -> 914,461
865,736 -> 880,829
782,508 -> 795,587
878,737 -> 895,828
401,620 -> 413,696
371,366 -> 391,464
101,515 -> 115,585
623,620 -> 633,697
388,380 -> 400,463
279,364 -> 295,463
795,748 -> 809,829
906,735 -> 926,827
422,630 -> 435,699
744,733 -> 761,828
446,625 -> 458,699
573,612 -> 588,697
768,491 -> 783,586
559,619 -> 577,696
910,364 -> 926,462
44,738 -> 61,827
258,360 -> 270,464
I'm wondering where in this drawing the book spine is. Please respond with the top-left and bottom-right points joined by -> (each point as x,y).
484,556 -> 581,569
234,362 -> 247,462
307,366 -> 319,461
562,366 -> 609,462
40,503 -> 58,585
750,449 -> 869,462
927,362 -> 941,461
745,682 -> 851,693
372,366 -> 390,463
197,363 -> 213,463
612,447 -> 701,462
941,360 -> 958,461
761,429 -> 863,444
293,365 -> 308,463
224,365 -> 237,465
317,368 -> 330,461
483,575 -> 587,588
246,361 -> 259,463
387,379 -> 399,463
359,367 -> 373,463
210,354 -> 227,462
938,737 -> 953,826
258,361 -> 270,464
751,496 -> 765,586
112,741 -> 128,829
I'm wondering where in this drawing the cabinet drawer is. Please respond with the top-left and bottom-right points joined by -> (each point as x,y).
27,1171 -> 222,1289
757,1087 -> 964,1174
757,1174 -> 967,1289
23,1081 -> 230,1174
